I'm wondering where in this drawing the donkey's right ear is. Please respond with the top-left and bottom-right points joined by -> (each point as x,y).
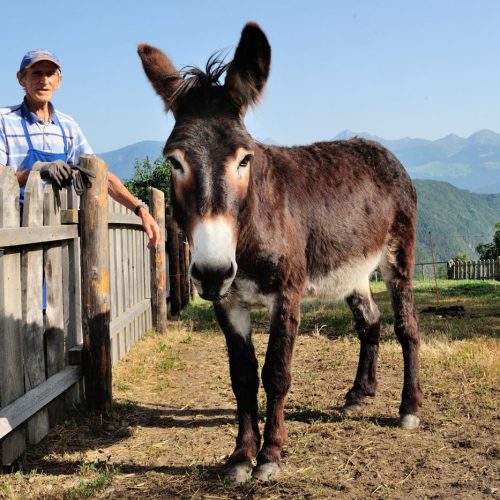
138,44 -> 181,115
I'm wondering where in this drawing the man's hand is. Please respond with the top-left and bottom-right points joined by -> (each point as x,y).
71,164 -> 96,196
138,207 -> 161,249
32,160 -> 72,189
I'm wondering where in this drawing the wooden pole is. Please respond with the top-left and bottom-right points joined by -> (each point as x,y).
179,232 -> 188,310
148,187 -> 168,334
166,214 -> 181,316
428,231 -> 440,305
79,154 -> 112,413
183,240 -> 192,303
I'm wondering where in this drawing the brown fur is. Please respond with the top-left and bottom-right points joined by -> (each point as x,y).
139,22 -> 423,477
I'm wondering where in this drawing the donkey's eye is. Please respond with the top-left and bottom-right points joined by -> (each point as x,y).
238,154 -> 253,168
167,156 -> 184,173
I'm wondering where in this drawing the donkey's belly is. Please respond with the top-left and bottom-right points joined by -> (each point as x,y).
232,278 -> 276,311
307,252 -> 382,299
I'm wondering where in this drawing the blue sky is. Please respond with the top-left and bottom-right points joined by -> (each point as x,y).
2,0 -> 499,152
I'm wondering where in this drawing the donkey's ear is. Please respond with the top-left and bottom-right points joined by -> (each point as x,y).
225,22 -> 271,114
138,44 -> 181,115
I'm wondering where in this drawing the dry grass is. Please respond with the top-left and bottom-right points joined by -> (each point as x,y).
0,280 -> 499,499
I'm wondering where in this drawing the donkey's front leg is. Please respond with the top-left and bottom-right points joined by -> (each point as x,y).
254,293 -> 300,482
214,301 -> 260,484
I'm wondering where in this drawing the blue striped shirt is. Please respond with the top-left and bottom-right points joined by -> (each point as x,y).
0,100 -> 93,170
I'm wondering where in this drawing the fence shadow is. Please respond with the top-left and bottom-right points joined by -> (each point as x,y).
15,400 -> 238,472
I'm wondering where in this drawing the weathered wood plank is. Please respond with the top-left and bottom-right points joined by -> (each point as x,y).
44,185 -> 66,426
80,155 -> 112,413
0,167 -> 26,465
0,225 -> 78,248
119,204 -> 129,359
61,208 -> 79,224
108,211 -> 144,227
0,366 -> 81,441
21,172 -> 49,444
109,224 -> 117,321
130,226 -> 136,344
66,187 -> 82,349
59,189 -> 71,361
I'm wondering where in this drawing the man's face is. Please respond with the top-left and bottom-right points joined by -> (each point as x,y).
17,60 -> 62,106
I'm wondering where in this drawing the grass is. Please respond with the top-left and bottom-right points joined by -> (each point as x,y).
63,459 -> 119,499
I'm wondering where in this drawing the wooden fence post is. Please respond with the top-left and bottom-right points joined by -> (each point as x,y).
166,214 -> 181,316
79,155 -> 111,413
183,240 -> 192,303
148,187 -> 167,334
179,232 -> 188,310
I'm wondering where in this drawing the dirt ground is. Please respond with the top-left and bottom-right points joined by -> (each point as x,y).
1,281 -> 499,499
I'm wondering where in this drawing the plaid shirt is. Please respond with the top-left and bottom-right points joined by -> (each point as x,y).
0,100 -> 93,170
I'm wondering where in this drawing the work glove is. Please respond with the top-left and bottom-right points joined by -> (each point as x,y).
32,160 -> 73,189
71,164 -> 97,196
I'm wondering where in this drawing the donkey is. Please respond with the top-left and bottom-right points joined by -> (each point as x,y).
138,22 -> 423,483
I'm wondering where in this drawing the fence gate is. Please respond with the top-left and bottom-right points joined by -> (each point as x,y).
0,159 -> 168,466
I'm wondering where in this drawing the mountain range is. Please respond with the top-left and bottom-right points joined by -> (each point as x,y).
99,129 -> 500,194
334,129 -> 500,194
97,131 -> 500,261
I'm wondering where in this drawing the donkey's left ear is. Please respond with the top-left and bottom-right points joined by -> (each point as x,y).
225,22 -> 271,115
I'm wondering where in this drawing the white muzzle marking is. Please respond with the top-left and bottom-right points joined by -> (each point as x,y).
190,217 -> 237,297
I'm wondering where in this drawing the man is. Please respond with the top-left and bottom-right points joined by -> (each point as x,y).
0,49 -> 160,248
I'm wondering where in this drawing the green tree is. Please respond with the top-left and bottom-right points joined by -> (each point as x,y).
124,157 -> 171,206
476,222 -> 500,259
452,252 -> 471,262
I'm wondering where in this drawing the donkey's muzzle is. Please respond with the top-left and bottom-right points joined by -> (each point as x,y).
190,261 -> 237,301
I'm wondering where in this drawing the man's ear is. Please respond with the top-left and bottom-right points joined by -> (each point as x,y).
54,71 -> 62,90
17,71 -> 25,88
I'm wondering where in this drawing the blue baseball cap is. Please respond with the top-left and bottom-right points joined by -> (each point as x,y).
19,49 -> 61,72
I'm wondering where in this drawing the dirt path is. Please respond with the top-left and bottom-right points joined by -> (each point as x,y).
3,311 -> 498,499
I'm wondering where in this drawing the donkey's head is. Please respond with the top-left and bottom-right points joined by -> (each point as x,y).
139,23 -> 271,300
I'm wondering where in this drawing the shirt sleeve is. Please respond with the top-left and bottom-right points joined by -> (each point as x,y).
0,116 -> 8,166
67,121 -> 94,165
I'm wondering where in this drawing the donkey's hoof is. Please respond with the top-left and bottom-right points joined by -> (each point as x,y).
342,402 -> 363,415
399,414 -> 420,430
252,462 -> 281,482
224,461 -> 253,484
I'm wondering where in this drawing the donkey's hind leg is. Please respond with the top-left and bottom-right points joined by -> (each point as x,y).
343,285 -> 381,413
381,244 -> 423,429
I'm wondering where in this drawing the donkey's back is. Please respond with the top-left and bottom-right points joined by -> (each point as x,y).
255,137 -> 417,294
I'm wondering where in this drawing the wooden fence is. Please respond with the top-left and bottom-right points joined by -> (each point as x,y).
447,258 -> 500,280
0,158 -> 169,466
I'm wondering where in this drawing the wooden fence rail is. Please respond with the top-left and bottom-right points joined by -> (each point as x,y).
0,159 -> 170,465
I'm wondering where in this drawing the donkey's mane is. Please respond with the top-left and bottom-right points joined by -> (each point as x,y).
169,52 -> 229,104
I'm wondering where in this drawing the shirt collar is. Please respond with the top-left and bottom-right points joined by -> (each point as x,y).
21,98 -> 56,125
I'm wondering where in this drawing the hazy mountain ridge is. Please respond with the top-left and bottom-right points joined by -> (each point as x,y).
98,133 -> 500,262
414,180 -> 500,261
98,140 -> 164,180
335,129 -> 500,194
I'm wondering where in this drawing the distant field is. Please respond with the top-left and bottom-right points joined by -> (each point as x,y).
1,280 -> 498,499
